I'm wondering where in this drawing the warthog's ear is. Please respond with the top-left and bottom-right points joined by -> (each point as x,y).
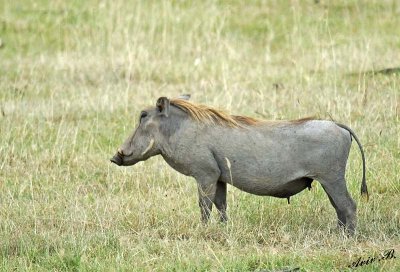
177,94 -> 191,100
156,97 -> 170,117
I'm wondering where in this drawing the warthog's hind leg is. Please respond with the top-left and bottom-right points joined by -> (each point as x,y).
320,176 -> 357,235
322,187 -> 346,228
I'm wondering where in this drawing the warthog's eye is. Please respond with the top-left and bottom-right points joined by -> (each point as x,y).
140,111 -> 148,122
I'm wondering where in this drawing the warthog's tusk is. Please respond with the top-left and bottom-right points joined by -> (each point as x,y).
141,139 -> 155,156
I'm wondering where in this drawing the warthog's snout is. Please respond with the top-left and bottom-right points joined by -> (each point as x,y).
110,151 -> 123,166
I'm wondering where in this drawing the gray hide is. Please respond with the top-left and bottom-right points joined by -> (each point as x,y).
111,97 -> 368,235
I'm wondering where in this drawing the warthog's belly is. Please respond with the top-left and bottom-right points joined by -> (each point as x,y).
229,177 -> 313,198
267,177 -> 313,198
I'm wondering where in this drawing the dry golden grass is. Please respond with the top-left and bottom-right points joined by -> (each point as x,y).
1,0 -> 399,271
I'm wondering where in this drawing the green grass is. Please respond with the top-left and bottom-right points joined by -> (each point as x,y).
1,0 -> 399,271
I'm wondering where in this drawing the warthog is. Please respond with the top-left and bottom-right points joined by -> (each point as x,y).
111,96 -> 368,234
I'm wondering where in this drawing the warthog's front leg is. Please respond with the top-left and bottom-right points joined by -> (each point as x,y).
197,181 -> 217,223
215,181 -> 227,222
194,152 -> 221,223
197,181 -> 227,223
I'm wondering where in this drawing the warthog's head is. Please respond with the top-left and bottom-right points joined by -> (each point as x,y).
110,95 -> 189,166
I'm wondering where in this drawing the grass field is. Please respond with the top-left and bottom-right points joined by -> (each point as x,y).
1,0 -> 399,271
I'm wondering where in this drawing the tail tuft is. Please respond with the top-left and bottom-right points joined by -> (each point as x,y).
361,179 -> 369,201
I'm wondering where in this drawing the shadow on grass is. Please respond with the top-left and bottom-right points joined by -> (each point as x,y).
347,67 -> 400,76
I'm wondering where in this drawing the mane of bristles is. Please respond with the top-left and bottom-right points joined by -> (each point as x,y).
170,99 -> 262,128
169,99 -> 314,128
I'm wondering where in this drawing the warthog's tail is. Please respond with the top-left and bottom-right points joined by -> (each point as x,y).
335,123 -> 369,200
